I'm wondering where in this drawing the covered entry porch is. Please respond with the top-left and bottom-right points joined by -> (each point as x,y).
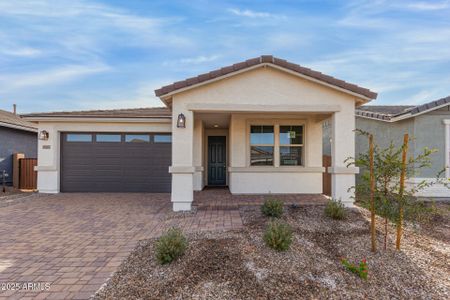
170,104 -> 356,211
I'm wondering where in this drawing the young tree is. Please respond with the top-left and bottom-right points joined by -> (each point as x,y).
348,131 -> 449,250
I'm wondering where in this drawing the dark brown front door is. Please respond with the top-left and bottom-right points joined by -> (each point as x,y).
60,132 -> 172,192
208,136 -> 226,186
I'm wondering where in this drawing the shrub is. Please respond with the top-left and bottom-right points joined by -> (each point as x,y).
155,228 -> 188,264
263,220 -> 293,251
341,258 -> 368,280
325,199 -> 346,220
261,198 -> 284,218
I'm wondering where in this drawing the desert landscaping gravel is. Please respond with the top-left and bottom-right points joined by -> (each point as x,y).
95,203 -> 449,299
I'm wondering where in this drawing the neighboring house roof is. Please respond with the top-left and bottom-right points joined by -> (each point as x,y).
356,95 -> 450,122
23,107 -> 172,119
0,109 -> 37,132
154,55 -> 378,101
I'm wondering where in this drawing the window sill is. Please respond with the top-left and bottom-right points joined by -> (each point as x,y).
228,166 -> 325,173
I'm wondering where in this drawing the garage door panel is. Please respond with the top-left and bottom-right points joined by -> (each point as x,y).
61,132 -> 171,192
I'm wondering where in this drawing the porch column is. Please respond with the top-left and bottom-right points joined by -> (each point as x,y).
329,109 -> 359,207
170,107 -> 194,211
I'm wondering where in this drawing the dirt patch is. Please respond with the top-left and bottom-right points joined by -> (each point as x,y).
95,205 -> 449,299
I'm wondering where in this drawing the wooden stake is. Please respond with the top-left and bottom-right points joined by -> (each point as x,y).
369,134 -> 376,252
396,134 -> 409,250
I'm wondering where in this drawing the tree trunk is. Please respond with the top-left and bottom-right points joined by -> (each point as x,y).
369,134 -> 376,252
396,134 -> 409,250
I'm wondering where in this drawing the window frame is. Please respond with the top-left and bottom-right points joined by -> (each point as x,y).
279,125 -> 304,166
249,125 -> 275,166
247,120 -> 306,168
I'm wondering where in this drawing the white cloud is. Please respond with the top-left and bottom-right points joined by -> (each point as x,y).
0,64 -> 111,90
0,47 -> 42,57
407,1 -> 450,11
228,8 -> 283,18
163,55 -> 221,66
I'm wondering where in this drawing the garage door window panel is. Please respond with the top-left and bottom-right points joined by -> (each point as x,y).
96,134 -> 122,142
126,134 -> 150,143
154,134 -> 172,143
66,134 -> 92,142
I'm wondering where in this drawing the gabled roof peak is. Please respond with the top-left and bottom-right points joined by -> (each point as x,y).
155,55 -> 378,100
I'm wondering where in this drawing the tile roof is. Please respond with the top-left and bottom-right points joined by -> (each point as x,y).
0,109 -> 37,132
23,107 -> 171,118
356,95 -> 450,121
155,55 -> 378,99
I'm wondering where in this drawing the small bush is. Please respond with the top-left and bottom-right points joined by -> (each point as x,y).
325,199 -> 346,220
341,258 -> 368,280
263,220 -> 293,251
261,198 -> 284,218
155,228 -> 188,265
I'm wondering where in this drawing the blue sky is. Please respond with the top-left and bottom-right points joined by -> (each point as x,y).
0,0 -> 449,113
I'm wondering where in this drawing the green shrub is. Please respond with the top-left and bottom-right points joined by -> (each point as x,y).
341,258 -> 368,280
325,199 -> 346,220
261,198 -> 284,218
155,228 -> 188,264
263,220 -> 293,251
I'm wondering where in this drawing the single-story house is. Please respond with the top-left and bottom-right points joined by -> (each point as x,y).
0,107 -> 38,185
24,55 -> 377,211
324,96 -> 450,198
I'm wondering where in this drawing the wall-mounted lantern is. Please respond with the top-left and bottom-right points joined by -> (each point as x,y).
38,130 -> 49,140
177,113 -> 186,128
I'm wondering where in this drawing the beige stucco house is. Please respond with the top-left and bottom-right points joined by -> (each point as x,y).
24,56 -> 377,211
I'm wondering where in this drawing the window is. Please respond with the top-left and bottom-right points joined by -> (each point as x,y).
279,125 -> 303,166
154,134 -> 172,143
250,125 -> 274,165
125,134 -> 150,143
248,123 -> 305,167
96,134 -> 121,142
66,134 -> 92,142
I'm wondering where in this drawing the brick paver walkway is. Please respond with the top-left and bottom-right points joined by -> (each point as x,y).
194,187 -> 328,210
0,193 -> 242,299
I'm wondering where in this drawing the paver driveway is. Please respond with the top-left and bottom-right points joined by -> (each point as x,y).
0,193 -> 242,299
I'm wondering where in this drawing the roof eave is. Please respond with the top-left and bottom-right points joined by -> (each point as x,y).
156,63 -> 376,103
0,121 -> 38,132
22,116 -> 172,123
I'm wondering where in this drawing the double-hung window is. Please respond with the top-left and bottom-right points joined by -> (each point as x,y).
250,125 -> 274,166
249,123 -> 304,167
279,125 -> 303,166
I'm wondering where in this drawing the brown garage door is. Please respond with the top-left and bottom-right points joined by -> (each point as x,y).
61,132 -> 171,192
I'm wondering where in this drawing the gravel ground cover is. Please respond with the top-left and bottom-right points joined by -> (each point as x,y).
95,203 -> 449,299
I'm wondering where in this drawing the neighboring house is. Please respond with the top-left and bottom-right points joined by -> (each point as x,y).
324,96 -> 450,198
23,55 -> 377,211
0,108 -> 38,185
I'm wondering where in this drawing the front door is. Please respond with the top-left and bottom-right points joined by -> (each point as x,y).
208,136 -> 226,186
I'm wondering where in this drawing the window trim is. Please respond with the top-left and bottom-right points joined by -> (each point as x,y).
279,125 -> 304,166
250,125 -> 275,166
247,120 -> 306,168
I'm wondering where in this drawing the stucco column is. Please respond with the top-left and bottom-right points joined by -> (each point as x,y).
35,125 -> 60,193
329,110 -> 359,207
192,118 -> 204,191
170,106 -> 194,211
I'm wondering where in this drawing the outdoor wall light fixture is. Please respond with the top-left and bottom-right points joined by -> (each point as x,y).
177,113 -> 186,128
38,130 -> 49,140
